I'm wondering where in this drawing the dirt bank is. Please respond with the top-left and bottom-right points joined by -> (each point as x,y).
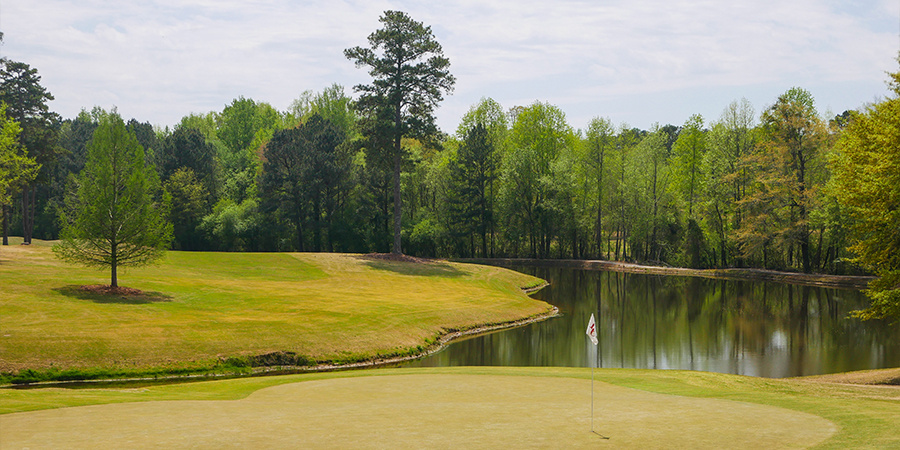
797,367 -> 900,386
464,258 -> 874,290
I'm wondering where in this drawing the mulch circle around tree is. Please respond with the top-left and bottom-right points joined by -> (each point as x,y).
79,285 -> 145,297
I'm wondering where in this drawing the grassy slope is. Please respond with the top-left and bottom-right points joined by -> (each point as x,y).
0,239 -> 550,374
1,367 -> 897,448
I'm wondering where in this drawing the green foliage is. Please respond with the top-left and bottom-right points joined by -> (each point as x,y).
830,92 -> 900,274
0,103 -> 39,210
852,271 -> 900,322
456,97 -> 508,148
0,58 -> 60,166
344,10 -> 455,140
832,57 -> 900,319
218,97 -> 281,156
53,109 -> 172,287
178,111 -> 219,142
627,126 -> 677,262
165,168 -> 211,250
1,58 -> 61,243
260,114 -> 349,252
703,99 -> 756,267
289,84 -> 359,138
448,123 -> 495,256
743,87 -> 827,272
670,114 -> 706,218
158,127 -> 218,193
200,197 -> 260,252
582,117 -> 615,257
500,102 -> 576,258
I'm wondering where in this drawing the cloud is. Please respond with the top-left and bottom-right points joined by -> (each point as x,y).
2,0 -> 896,131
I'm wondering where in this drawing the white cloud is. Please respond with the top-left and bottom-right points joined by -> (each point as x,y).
2,0 -> 895,131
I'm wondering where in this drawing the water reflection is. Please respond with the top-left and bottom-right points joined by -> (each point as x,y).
406,266 -> 900,377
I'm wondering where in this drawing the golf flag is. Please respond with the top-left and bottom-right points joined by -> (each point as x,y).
586,313 -> 598,346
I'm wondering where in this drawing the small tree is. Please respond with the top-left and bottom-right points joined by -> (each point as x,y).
53,110 -> 172,288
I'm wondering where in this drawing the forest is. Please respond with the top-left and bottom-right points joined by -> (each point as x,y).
1,20 -> 897,289
0,84 -> 866,270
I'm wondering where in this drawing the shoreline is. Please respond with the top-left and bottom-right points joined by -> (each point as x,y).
465,258 -> 874,290
3,284 -> 558,388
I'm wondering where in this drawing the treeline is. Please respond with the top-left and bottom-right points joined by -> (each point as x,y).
2,80 -> 865,274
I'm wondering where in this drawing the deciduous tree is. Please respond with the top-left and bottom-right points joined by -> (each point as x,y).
53,110 -> 172,288
759,88 -> 826,273
704,99 -> 755,267
671,114 -> 706,218
830,58 -> 900,320
501,102 -> 575,258
583,117 -> 614,257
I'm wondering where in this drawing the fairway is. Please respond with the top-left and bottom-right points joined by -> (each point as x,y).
0,372 -> 835,449
0,240 -> 550,376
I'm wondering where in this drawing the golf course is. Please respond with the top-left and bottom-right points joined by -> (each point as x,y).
0,238 -> 551,378
2,240 -> 899,448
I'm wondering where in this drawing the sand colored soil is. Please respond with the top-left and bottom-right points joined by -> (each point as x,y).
0,374 -> 836,449
471,258 -> 874,289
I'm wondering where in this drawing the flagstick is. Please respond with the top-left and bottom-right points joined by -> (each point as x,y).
596,304 -> 600,431
586,313 -> 607,438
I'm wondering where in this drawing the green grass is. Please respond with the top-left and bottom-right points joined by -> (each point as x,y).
1,367 -> 896,448
0,239 -> 550,378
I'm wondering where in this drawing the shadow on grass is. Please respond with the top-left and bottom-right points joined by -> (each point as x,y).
53,285 -> 174,304
360,259 -> 467,278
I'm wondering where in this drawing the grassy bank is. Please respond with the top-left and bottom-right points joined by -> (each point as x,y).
0,239 -> 550,381
1,367 -> 897,448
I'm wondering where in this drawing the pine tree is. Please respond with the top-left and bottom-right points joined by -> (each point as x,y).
345,10 -> 455,255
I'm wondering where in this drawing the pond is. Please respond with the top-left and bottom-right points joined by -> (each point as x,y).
405,265 -> 900,377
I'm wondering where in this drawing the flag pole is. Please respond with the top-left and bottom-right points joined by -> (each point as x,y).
586,313 -> 598,433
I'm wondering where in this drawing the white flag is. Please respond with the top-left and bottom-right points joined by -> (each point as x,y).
586,313 -> 598,346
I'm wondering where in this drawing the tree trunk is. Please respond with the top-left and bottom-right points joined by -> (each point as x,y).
595,182 -> 603,259
814,226 -> 824,271
22,187 -> 34,244
2,205 -> 8,245
614,224 -> 621,260
392,148 -> 402,255
313,196 -> 322,253
392,100 -> 403,255
111,243 -> 118,288
295,215 -> 305,252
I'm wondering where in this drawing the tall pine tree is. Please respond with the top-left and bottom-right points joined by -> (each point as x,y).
345,10 -> 455,255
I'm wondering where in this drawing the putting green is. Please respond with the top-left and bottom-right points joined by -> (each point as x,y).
1,374 -> 835,448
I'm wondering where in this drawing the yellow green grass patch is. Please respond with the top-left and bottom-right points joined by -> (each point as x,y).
0,240 -> 550,376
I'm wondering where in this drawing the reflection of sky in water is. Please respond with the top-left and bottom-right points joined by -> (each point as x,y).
405,266 -> 900,378
770,330 -> 788,351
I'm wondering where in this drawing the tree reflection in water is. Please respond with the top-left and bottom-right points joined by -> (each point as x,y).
406,266 -> 900,377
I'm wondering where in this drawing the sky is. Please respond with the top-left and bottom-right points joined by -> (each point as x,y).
2,0 -> 898,134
